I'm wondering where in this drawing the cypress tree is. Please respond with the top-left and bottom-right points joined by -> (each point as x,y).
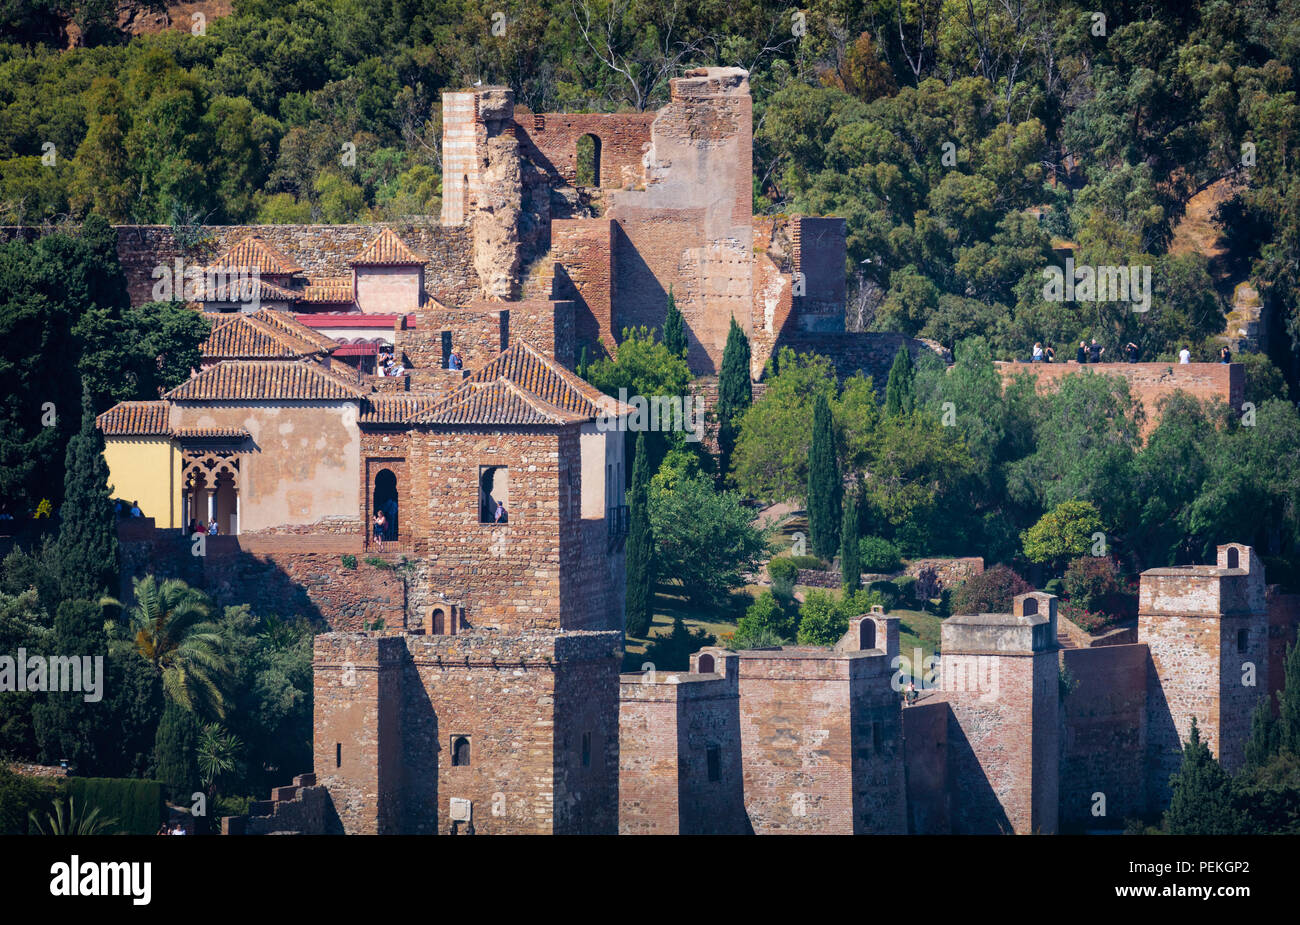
884,348 -> 915,417
716,316 -> 752,477
57,383 -> 119,601
663,286 -> 687,358
32,598 -> 111,773
806,393 -> 841,560
155,699 -> 199,803
1244,698 -> 1280,770
840,492 -> 861,591
1164,718 -> 1243,834
624,432 -> 655,639
577,345 -> 590,380
1279,640 -> 1300,756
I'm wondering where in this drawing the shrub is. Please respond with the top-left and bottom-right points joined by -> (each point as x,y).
363,556 -> 389,569
894,575 -> 918,606
65,777 -> 164,835
1044,578 -> 1065,598
858,536 -> 902,572
642,616 -> 714,671
767,558 -> 799,600
0,762 -> 60,835
788,555 -> 827,570
951,565 -> 1033,614
867,579 -> 898,610
341,554 -> 357,569
1059,599 -> 1116,635
736,591 -> 797,643
1062,556 -> 1123,611
796,588 -> 885,647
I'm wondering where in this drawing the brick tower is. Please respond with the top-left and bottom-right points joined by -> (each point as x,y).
1141,543 -> 1269,808
940,592 -> 1061,834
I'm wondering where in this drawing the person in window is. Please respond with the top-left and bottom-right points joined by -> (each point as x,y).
373,510 -> 386,551
207,518 -> 219,535
494,500 -> 507,524
449,350 -> 462,371
1076,341 -> 1087,364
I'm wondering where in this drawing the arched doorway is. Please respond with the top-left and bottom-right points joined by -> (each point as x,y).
576,134 -> 602,187
859,620 -> 876,650
374,468 -> 397,540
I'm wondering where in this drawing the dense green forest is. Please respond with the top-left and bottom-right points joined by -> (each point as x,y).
3,1 -> 1300,371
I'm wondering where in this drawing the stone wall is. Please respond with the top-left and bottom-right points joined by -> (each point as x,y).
731,646 -> 906,834
95,223 -> 480,307
996,361 -> 1244,434
548,219 -> 614,354
618,658 -> 748,834
901,699 -> 950,834
313,629 -> 620,835
514,110 -> 655,190
1058,644 -> 1149,830
1268,586 -> 1300,716
780,331 -> 949,388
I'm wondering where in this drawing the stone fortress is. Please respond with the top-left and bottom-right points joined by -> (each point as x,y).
85,68 -> 1290,833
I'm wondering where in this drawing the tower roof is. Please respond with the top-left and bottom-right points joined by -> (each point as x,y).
202,310 -> 335,361
350,228 -> 426,266
96,401 -> 170,436
165,360 -> 365,402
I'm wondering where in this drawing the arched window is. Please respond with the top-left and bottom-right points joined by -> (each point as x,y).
859,621 -> 876,650
451,736 -> 471,767
480,466 -> 510,523
373,468 -> 398,540
430,608 -> 445,635
1227,547 -> 1240,569
576,134 -> 602,187
1022,596 -> 1039,616
697,653 -> 715,673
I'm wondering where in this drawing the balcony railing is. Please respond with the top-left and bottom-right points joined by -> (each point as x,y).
607,505 -> 629,542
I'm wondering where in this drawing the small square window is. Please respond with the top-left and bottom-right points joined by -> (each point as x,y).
451,735 -> 471,767
1238,629 -> 1249,653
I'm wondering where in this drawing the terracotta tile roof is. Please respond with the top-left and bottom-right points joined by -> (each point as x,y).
253,309 -> 339,352
202,313 -> 329,361
460,341 -> 630,418
299,279 -> 355,303
359,395 -> 444,425
422,378 -> 590,426
172,426 -> 249,440
206,235 -> 303,276
165,361 -> 366,401
200,276 -> 302,304
350,228 -> 426,266
96,401 -> 170,436
414,341 -> 629,427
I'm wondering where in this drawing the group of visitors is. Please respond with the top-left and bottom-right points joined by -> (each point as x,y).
188,518 -> 220,536
377,346 -> 405,377
1031,340 -> 1234,365
114,499 -> 144,519
156,822 -> 188,835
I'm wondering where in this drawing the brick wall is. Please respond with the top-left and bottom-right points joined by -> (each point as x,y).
618,655 -> 748,835
996,361 -> 1244,434
732,646 -> 905,834
1059,644 -> 1148,830
514,110 -> 655,189
901,699 -> 950,834
548,219 -> 614,354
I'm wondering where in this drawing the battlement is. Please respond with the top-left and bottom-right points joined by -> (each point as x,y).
1140,543 -> 1266,616
942,593 -> 1059,655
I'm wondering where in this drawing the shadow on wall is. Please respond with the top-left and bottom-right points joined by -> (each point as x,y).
944,714 -> 1014,835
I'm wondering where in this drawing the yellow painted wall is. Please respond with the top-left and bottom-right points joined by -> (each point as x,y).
103,437 -> 182,527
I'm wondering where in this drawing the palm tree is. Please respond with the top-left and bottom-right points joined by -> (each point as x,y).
196,723 -> 242,793
110,575 -> 229,719
29,797 -> 118,835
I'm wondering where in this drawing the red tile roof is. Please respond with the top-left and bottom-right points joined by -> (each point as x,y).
253,309 -> 339,352
95,401 -> 170,436
299,279 -> 355,303
359,395 -> 443,425
415,341 -> 630,426
165,361 -> 367,401
201,276 -> 302,304
171,426 -> 249,440
295,313 -> 408,328
422,378 -> 590,426
202,312 -> 331,361
350,228 -> 426,266
206,235 -> 303,276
